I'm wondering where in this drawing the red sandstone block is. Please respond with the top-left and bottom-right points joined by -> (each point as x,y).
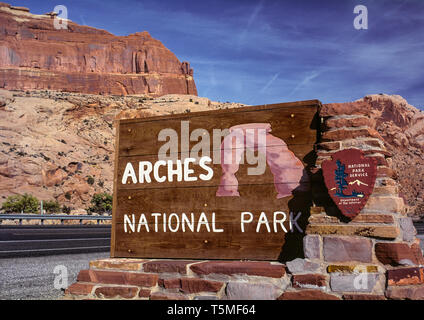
368,155 -> 388,166
94,286 -> 138,299
77,270 -> 93,282
321,128 -> 382,142
190,261 -> 285,278
351,214 -> 394,224
292,274 -> 327,289
318,141 -> 341,151
323,236 -> 373,263
138,289 -> 151,298
363,149 -> 392,157
320,101 -> 371,117
278,289 -> 340,300
150,292 -> 187,300
143,260 -> 193,274
180,278 -> 224,294
364,196 -> 404,213
341,139 -> 385,150
325,116 -> 374,129
77,269 -> 158,287
343,294 -> 386,300
377,166 -> 397,179
65,282 -> 94,296
89,258 -> 144,271
375,243 -> 424,266
124,272 -> 159,287
388,267 -> 424,286
372,186 -> 398,196
158,278 -> 181,289
385,285 -> 424,300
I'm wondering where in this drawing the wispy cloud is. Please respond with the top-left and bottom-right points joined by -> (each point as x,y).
260,72 -> 280,94
289,71 -> 320,96
237,0 -> 265,47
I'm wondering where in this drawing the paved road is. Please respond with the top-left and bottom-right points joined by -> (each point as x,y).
0,252 -> 109,300
0,225 -> 111,257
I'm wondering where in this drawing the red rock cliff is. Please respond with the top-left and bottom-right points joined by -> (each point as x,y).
0,2 -> 197,96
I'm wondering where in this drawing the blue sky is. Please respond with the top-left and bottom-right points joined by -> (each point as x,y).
9,0 -> 424,108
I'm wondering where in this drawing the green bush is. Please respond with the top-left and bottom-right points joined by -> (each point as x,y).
87,176 -> 95,185
87,193 -> 112,214
1,194 -> 39,213
62,205 -> 71,214
43,200 -> 61,214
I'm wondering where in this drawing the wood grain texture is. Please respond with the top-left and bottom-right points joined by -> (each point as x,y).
111,100 -> 320,260
110,120 -> 120,257
118,103 -> 319,158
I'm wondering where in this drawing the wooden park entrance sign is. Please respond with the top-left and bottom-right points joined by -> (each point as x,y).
111,100 -> 321,260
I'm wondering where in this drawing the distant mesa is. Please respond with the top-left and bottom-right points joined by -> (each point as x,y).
0,2 -> 197,96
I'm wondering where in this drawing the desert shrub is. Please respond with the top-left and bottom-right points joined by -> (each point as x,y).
43,200 -> 61,214
87,193 -> 112,214
87,176 -> 95,185
1,194 -> 39,213
62,205 -> 71,214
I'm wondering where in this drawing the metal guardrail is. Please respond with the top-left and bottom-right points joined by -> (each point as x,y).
0,214 -> 112,225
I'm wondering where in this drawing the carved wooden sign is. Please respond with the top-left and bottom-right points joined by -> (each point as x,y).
111,100 -> 320,260
322,149 -> 377,219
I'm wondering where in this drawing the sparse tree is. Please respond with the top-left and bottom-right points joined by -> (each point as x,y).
1,194 -> 39,213
87,193 -> 112,214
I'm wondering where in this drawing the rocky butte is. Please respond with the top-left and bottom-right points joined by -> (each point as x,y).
0,2 -> 197,96
0,3 -> 422,221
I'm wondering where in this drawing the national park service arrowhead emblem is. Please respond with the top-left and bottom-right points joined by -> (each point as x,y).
322,149 -> 377,219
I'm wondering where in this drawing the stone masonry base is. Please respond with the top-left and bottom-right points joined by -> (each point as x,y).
64,258 -> 424,300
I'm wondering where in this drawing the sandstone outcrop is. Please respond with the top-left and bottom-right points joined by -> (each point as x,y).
0,89 -> 243,212
358,95 -> 424,219
0,89 -> 422,218
0,2 -> 197,96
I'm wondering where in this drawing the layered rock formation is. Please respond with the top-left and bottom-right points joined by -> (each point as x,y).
0,89 -> 243,212
0,89 -> 422,218
358,95 -> 424,219
0,2 -> 197,96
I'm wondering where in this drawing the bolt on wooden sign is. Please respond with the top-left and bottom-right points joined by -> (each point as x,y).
111,100 -> 320,260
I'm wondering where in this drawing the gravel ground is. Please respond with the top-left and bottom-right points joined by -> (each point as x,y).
0,252 -> 108,300
0,238 -> 422,300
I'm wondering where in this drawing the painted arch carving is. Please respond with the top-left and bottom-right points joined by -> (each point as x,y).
216,123 -> 309,198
